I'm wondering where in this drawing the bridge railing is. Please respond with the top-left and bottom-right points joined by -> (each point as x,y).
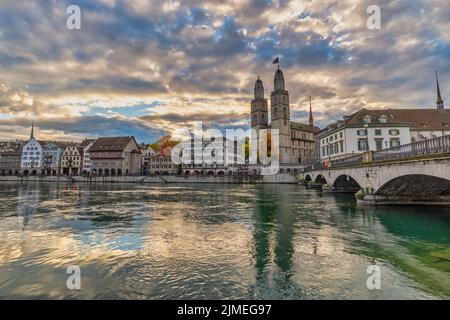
331,154 -> 363,167
373,134 -> 450,161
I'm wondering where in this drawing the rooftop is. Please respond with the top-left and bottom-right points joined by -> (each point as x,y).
89,136 -> 136,152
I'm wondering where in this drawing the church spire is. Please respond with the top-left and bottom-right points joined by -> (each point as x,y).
254,76 -> 264,99
436,70 -> 444,109
309,95 -> 314,127
30,121 -> 35,140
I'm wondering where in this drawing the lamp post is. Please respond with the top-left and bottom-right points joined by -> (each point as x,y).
327,142 -> 331,162
364,123 -> 369,151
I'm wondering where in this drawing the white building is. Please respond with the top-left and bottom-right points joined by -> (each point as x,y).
317,109 -> 412,161
317,108 -> 450,161
21,123 -> 43,175
81,139 -> 96,174
181,137 -> 245,175
317,70 -> 448,162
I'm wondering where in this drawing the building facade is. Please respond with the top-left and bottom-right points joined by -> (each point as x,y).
142,145 -> 156,176
181,137 -> 244,175
42,142 -> 66,175
81,139 -> 96,175
316,109 -> 412,161
21,123 -> 43,175
148,146 -> 180,175
250,68 -> 320,171
316,70 -> 448,161
60,144 -> 83,175
0,148 -> 22,175
89,136 -> 142,176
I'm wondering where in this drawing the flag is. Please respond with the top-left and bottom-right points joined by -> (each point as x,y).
272,57 -> 279,64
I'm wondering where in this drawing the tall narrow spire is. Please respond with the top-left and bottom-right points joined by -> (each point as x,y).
308,95 -> 314,127
436,70 -> 444,109
30,121 -> 35,140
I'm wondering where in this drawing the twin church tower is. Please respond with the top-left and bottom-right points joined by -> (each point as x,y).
250,67 -> 319,166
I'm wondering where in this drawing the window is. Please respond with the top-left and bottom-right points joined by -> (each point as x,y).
389,129 -> 400,136
379,115 -> 387,123
358,140 -> 367,151
375,140 -> 383,151
363,115 -> 372,123
375,129 -> 382,136
390,139 -> 400,148
357,129 -> 366,136
339,132 -> 343,138
339,141 -> 344,153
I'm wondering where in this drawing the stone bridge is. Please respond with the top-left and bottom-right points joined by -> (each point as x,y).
302,135 -> 450,205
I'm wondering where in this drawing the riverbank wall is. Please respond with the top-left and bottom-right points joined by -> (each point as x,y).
0,174 -> 299,184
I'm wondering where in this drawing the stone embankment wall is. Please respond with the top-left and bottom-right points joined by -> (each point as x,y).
0,174 -> 299,184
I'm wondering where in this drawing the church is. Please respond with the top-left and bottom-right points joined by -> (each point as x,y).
250,67 -> 320,171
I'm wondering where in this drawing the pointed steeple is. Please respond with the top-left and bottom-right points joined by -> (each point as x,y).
30,121 -> 35,140
436,71 -> 444,109
254,75 -> 264,99
308,95 -> 314,127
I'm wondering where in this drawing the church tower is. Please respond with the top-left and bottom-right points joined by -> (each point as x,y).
251,76 -> 269,129
270,67 -> 293,163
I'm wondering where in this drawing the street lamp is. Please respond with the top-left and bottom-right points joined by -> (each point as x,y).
364,123 -> 369,151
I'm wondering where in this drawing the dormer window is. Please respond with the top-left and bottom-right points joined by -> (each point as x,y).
363,115 -> 372,124
379,115 -> 387,123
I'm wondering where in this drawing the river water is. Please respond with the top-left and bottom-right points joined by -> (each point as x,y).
0,182 -> 449,299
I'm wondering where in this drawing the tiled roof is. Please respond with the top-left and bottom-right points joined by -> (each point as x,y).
290,121 -> 321,133
80,138 -> 97,147
380,109 -> 450,130
344,109 -> 412,126
89,136 -> 135,152
344,108 -> 450,130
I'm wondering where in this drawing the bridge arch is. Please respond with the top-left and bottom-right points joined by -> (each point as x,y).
375,174 -> 450,201
331,174 -> 362,193
304,174 -> 312,184
314,175 -> 327,185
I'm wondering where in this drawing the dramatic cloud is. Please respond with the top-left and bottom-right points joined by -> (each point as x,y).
0,0 -> 448,142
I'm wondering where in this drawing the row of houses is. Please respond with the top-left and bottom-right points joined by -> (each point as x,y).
0,125 -> 144,176
0,126 -> 249,177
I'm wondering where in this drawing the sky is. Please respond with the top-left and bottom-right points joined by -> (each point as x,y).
0,0 -> 449,143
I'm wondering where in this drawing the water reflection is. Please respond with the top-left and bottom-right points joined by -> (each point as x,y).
17,184 -> 40,228
0,182 -> 448,299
